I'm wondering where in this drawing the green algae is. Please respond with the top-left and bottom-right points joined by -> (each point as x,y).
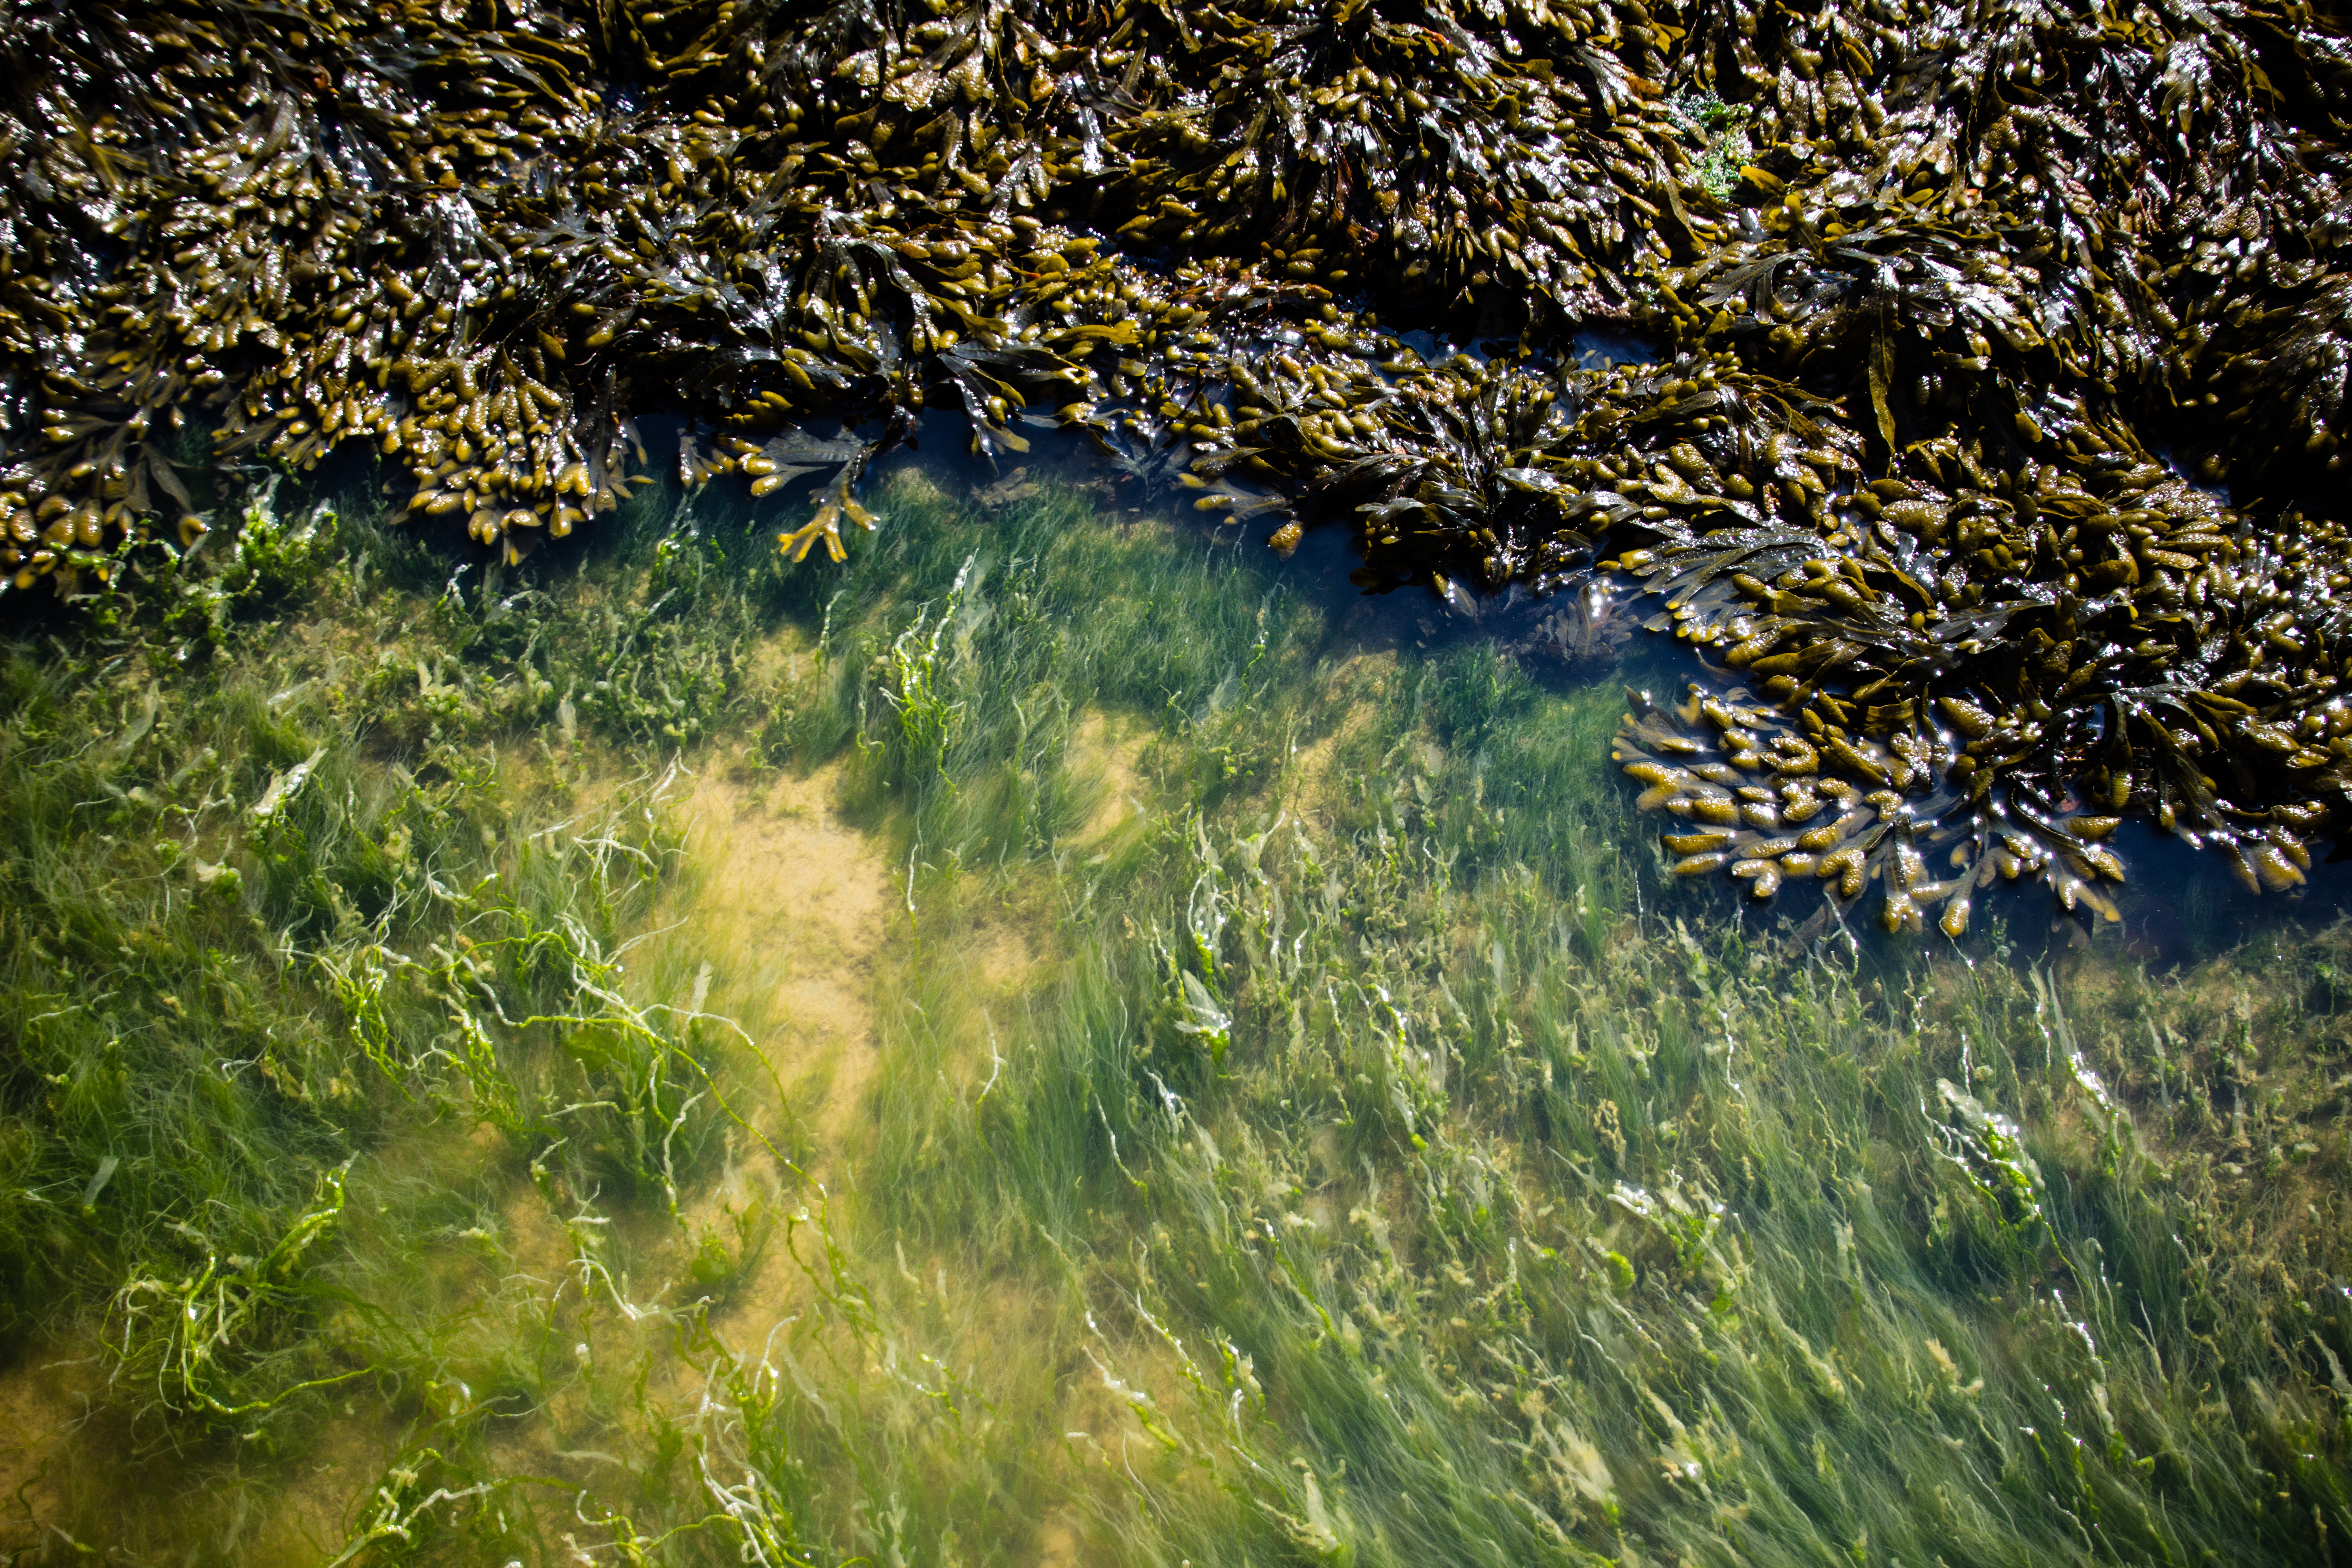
0,462 -> 2347,1564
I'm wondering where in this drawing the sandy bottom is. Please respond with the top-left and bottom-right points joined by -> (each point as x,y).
638,758 -> 896,1172
0,1360 -> 78,1557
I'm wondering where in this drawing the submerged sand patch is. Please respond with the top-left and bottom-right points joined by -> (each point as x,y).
0,1358 -> 77,1557
637,759 -> 894,1169
1282,648 -> 1395,823
1070,708 -> 1150,843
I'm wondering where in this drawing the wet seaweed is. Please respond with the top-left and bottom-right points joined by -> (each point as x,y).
7,0 -> 2349,903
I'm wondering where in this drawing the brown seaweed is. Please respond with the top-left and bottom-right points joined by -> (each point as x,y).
2,0 -> 2350,916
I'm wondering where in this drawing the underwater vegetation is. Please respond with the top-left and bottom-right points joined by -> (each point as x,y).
0,462 -> 2348,1563
0,556 -> 720,1553
3,0 -> 2352,907
781,473 -> 2352,1568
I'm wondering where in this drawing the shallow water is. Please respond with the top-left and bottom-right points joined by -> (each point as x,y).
0,449 -> 2347,1566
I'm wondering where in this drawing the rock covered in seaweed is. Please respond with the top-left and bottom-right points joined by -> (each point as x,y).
0,0 -> 1709,587
0,0 -> 2349,914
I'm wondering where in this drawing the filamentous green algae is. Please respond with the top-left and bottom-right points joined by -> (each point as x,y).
0,460 -> 2342,1564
